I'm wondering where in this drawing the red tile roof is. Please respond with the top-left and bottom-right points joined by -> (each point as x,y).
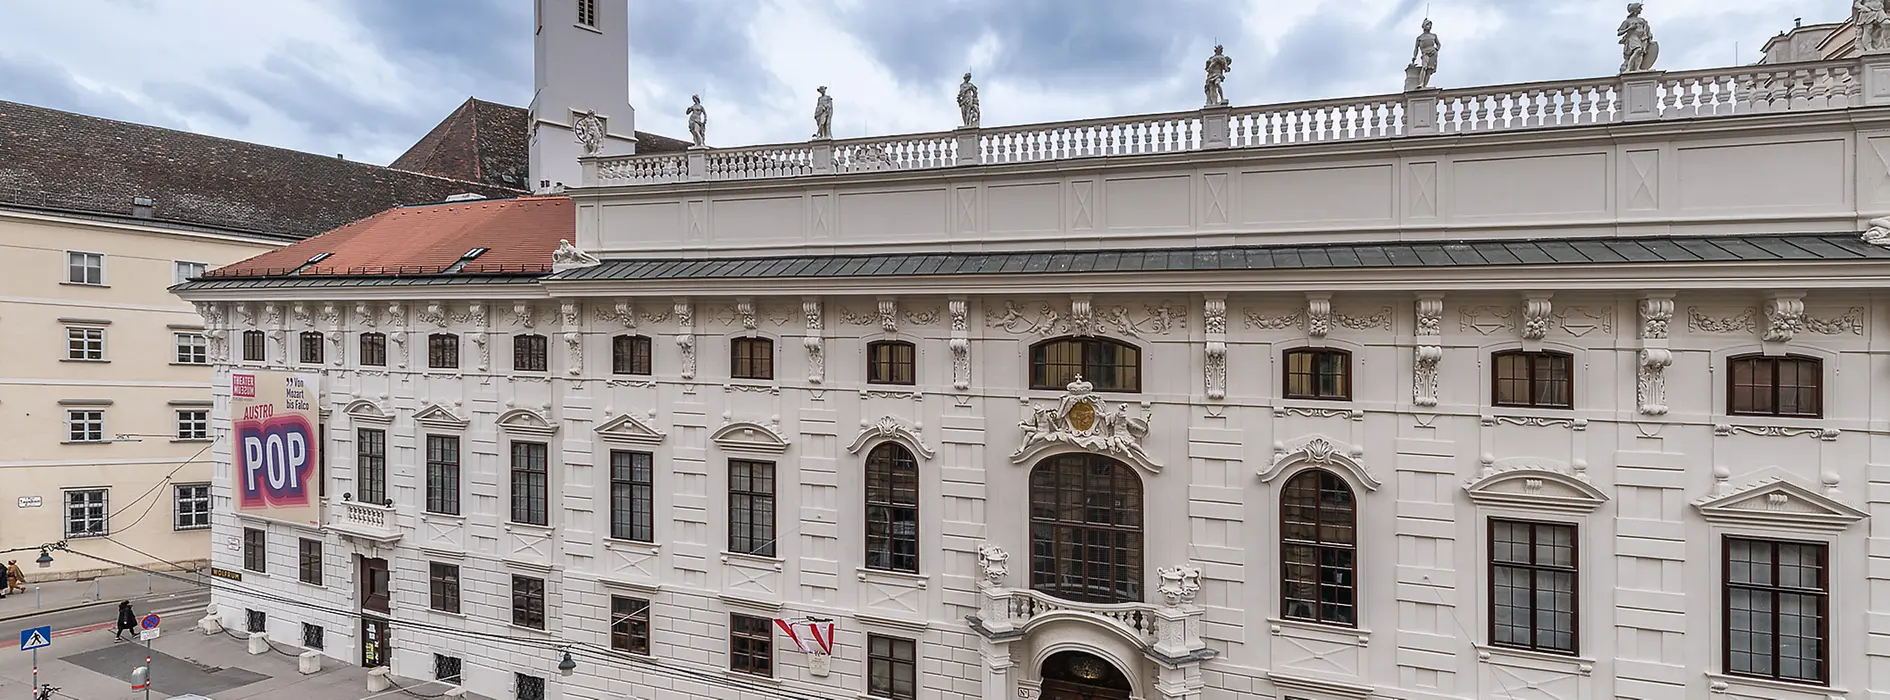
206,195 -> 573,278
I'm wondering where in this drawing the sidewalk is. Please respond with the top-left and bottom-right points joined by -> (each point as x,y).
0,569 -> 206,622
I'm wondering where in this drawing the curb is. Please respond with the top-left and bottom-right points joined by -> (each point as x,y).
0,587 -> 210,624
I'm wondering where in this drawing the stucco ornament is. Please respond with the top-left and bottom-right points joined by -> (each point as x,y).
1413,295 -> 1443,407
949,299 -> 970,391
686,95 -> 707,148
1156,565 -> 1202,607
1617,3 -> 1658,73
812,86 -> 833,140
1204,298 -> 1227,400
1764,295 -> 1805,343
1407,20 -> 1440,90
1863,216 -> 1890,246
551,239 -> 600,268
1012,376 -> 1160,473
573,109 -> 605,155
957,73 -> 981,128
1203,45 -> 1233,106
976,544 -> 1009,588
1859,0 -> 1890,54
803,299 -> 825,384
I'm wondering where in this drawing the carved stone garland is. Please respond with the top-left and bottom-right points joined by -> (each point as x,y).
949,299 -> 970,391
1521,294 -> 1552,341
1012,376 -> 1160,473
386,302 -> 408,369
804,299 -> 824,384
194,302 -> 227,364
456,302 -> 489,372
1204,297 -> 1227,400
1069,295 -> 1095,336
675,298 -> 695,380
877,298 -> 897,334
1413,295 -> 1443,407
1306,294 -> 1331,338
1763,294 -> 1805,343
263,302 -> 284,365
321,302 -> 344,366
1637,296 -> 1673,416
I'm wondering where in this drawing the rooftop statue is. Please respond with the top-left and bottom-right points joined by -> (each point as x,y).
1859,0 -> 1890,54
812,86 -> 833,140
1407,20 -> 1440,90
958,72 -> 981,129
686,95 -> 707,148
1617,3 -> 1658,73
1204,45 -> 1233,106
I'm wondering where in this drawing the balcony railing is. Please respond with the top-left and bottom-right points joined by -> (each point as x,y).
328,500 -> 401,544
587,57 -> 1865,188
971,585 -> 1210,662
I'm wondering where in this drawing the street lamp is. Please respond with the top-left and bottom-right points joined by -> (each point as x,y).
557,648 -> 577,674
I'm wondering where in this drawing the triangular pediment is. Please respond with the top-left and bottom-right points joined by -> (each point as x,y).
711,421 -> 790,454
496,408 -> 559,438
1693,477 -> 1866,532
412,404 -> 469,431
342,399 -> 391,424
1464,464 -> 1608,514
595,413 -> 666,446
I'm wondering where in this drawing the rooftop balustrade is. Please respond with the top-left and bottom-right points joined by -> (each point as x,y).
585,57 -> 1870,188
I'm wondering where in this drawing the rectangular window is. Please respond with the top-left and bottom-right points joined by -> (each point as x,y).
67,327 -> 105,361
510,442 -> 550,526
64,489 -> 108,538
242,527 -> 266,572
513,334 -> 549,372
301,622 -> 324,650
434,654 -> 463,683
1725,536 -> 1828,684
174,333 -> 207,364
66,251 -> 103,285
173,484 -> 211,530
515,673 -> 546,700
728,459 -> 776,557
429,333 -> 460,369
868,341 -> 917,385
242,330 -> 265,362
245,609 -> 266,634
610,596 -> 650,655
867,634 -> 918,700
729,613 -> 773,676
1492,351 -> 1574,409
176,410 -> 209,440
174,261 -> 207,284
67,410 -> 104,442
1489,520 -> 1578,654
357,428 -> 387,505
429,562 -> 461,613
1284,349 -> 1352,400
576,0 -> 597,27
511,575 -> 546,629
298,538 -> 323,586
613,335 -> 652,375
730,337 -> 773,380
425,435 -> 462,515
1729,355 -> 1823,418
610,451 -> 654,542
359,333 -> 387,367
299,331 -> 324,364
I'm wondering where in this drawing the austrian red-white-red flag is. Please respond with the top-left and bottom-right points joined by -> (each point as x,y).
773,617 -> 836,655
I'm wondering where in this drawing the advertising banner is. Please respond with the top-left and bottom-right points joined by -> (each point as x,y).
229,370 -> 321,526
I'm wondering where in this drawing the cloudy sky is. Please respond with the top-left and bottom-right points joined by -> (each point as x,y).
0,0 -> 1838,165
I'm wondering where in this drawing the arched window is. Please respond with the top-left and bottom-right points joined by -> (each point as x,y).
1728,354 -> 1822,418
1281,469 -> 1357,626
1029,337 -> 1140,392
864,443 -> 919,573
1491,350 -> 1572,409
1029,454 -> 1142,604
731,337 -> 773,380
1284,348 -> 1351,400
867,340 -> 916,385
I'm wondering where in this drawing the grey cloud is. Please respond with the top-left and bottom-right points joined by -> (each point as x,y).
626,0 -> 772,97
0,51 -> 175,128
216,43 -> 421,160
145,81 -> 250,128
336,0 -> 532,103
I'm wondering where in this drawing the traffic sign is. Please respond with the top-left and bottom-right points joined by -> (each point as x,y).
139,614 -> 160,631
138,628 -> 159,641
18,626 -> 50,652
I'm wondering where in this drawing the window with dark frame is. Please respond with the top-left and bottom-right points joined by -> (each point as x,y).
425,435 -> 461,515
1492,350 -> 1573,409
242,527 -> 266,572
1284,348 -> 1352,400
867,634 -> 918,700
730,337 -> 774,380
609,451 -> 653,542
867,340 -> 917,385
429,562 -> 461,613
302,623 -> 324,650
729,613 -> 773,676
1728,354 -> 1823,418
865,443 -> 919,573
1489,519 -> 1578,654
357,428 -> 387,505
434,654 -> 463,683
613,335 -> 652,375
359,333 -> 387,367
610,596 -> 650,655
728,459 -> 776,557
510,442 -> 549,526
242,330 -> 265,362
173,484 -> 210,530
299,331 -> 324,364
1724,536 -> 1828,685
1029,337 -> 1141,392
428,333 -> 460,369
1028,453 -> 1143,604
298,538 -> 323,586
511,575 -> 546,629
513,334 -> 548,372
1280,469 -> 1357,627
515,673 -> 546,700
64,489 -> 108,538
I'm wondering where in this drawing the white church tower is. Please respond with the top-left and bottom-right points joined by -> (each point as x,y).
529,0 -> 636,191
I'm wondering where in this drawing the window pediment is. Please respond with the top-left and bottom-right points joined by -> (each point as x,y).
342,399 -> 392,424
1693,476 -> 1865,531
412,404 -> 468,431
711,421 -> 790,454
1464,460 -> 1607,514
847,416 -> 934,460
595,413 -> 666,446
496,408 -> 558,438
1261,435 -> 1378,491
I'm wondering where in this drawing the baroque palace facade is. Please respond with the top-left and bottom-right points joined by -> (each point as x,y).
174,2 -> 1890,700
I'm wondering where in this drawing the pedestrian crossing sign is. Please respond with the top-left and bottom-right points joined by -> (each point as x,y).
19,625 -> 50,652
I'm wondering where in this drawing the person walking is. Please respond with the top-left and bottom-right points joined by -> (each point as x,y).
115,600 -> 136,642
6,560 -> 26,595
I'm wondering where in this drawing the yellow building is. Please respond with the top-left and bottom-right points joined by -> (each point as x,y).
0,98 -> 526,578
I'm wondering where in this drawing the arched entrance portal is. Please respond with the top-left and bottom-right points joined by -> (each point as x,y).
1040,650 -> 1133,700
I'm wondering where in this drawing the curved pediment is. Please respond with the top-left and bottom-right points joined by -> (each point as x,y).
1693,476 -> 1866,532
342,399 -> 392,424
847,416 -> 935,460
712,421 -> 790,454
496,408 -> 558,438
596,413 -> 666,446
1464,462 -> 1608,514
412,404 -> 469,431
1260,435 -> 1379,491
